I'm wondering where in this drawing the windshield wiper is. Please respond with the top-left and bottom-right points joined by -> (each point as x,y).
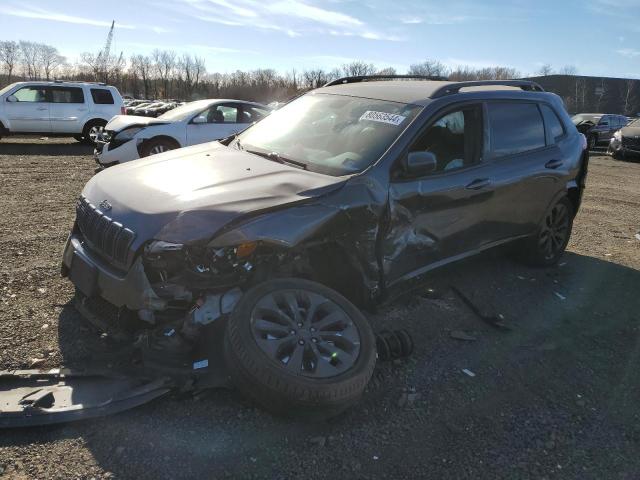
246,149 -> 307,170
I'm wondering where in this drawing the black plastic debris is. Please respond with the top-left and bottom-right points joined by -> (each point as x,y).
375,329 -> 413,361
450,286 -> 512,331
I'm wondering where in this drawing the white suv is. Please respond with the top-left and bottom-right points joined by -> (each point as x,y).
0,81 -> 124,144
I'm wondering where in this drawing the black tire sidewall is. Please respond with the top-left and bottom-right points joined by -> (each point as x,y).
526,197 -> 574,267
82,120 -> 106,145
141,138 -> 177,157
223,278 -> 376,417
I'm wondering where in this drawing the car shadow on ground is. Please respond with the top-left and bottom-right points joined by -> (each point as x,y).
2,249 -> 639,478
0,140 -> 93,156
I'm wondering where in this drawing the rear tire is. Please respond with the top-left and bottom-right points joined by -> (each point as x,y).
520,197 -> 574,267
140,137 -> 179,157
81,120 -> 107,145
588,134 -> 597,150
223,278 -> 376,420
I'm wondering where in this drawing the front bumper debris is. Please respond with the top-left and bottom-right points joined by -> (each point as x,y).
62,233 -> 166,312
94,137 -> 140,166
0,369 -> 171,428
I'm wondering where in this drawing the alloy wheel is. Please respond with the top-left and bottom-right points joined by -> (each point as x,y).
250,289 -> 361,378
538,202 -> 570,260
88,125 -> 104,143
149,144 -> 168,155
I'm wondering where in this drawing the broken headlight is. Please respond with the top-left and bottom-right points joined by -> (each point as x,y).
110,126 -> 145,148
143,240 -> 257,285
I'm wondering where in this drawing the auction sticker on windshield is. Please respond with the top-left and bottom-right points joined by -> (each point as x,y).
359,111 -> 406,126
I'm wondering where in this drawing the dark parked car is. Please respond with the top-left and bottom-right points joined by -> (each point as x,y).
608,117 -> 640,159
572,113 -> 629,149
61,77 -> 588,418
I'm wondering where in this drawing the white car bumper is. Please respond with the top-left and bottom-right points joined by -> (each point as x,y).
94,139 -> 141,166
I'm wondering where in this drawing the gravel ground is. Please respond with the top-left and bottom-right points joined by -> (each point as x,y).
1,138 -> 639,479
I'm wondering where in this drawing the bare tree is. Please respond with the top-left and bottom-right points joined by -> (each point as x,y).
408,60 -> 447,77
595,78 -> 607,112
302,69 -> 331,89
130,54 -> 153,98
448,65 -> 519,81
19,41 -> 40,79
341,61 -> 376,77
153,49 -> 176,98
537,64 -> 553,76
621,79 -> 637,115
559,65 -> 577,76
376,67 -> 397,75
39,44 -> 65,80
0,40 -> 20,82
80,49 -> 124,83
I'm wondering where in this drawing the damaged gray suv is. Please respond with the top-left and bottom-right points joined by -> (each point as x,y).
62,77 -> 588,418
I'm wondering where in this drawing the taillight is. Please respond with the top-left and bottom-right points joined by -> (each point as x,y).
120,106 -> 126,115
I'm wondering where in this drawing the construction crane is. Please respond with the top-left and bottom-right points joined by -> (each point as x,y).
95,20 -> 124,83
97,20 -> 115,75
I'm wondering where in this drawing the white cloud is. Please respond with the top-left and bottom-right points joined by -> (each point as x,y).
0,5 -> 136,29
617,48 -> 640,58
168,0 -> 399,42
267,0 -> 363,28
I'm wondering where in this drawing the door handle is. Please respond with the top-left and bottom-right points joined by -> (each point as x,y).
545,159 -> 563,169
36,107 -> 48,111
465,178 -> 492,190
77,108 -> 88,111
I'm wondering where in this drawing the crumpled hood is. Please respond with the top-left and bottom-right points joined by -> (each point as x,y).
82,142 -> 346,246
106,115 -> 170,132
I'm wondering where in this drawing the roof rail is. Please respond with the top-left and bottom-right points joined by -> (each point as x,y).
430,80 -> 544,98
323,75 -> 448,87
52,79 -> 108,86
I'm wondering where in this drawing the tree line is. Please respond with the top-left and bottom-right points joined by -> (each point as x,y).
0,39 -> 638,114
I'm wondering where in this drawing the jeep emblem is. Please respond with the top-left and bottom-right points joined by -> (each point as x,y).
99,200 -> 112,211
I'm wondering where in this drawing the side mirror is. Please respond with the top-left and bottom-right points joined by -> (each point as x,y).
192,115 -> 207,124
406,151 -> 437,176
6,95 -> 17,103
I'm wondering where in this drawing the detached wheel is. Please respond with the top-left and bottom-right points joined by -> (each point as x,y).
521,197 -> 573,267
224,278 -> 376,420
140,138 -> 178,157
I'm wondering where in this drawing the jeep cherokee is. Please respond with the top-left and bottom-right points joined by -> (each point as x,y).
61,77 -> 588,417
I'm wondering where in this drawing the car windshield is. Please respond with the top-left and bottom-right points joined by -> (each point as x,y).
572,114 -> 601,125
158,100 -> 213,121
627,118 -> 639,127
236,93 -> 421,176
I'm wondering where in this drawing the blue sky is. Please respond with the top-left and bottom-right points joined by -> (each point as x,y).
0,0 -> 639,78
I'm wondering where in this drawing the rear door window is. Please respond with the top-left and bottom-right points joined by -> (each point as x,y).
90,88 -> 114,104
49,87 -> 84,104
540,104 -> 565,144
488,103 -> 545,157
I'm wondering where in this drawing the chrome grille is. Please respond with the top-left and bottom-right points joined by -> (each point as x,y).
76,196 -> 135,266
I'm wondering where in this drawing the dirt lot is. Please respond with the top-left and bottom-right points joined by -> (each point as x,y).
1,137 -> 639,479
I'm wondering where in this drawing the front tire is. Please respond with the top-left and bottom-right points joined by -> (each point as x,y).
588,134 -> 597,150
223,278 -> 376,420
521,197 -> 573,267
140,138 -> 178,157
